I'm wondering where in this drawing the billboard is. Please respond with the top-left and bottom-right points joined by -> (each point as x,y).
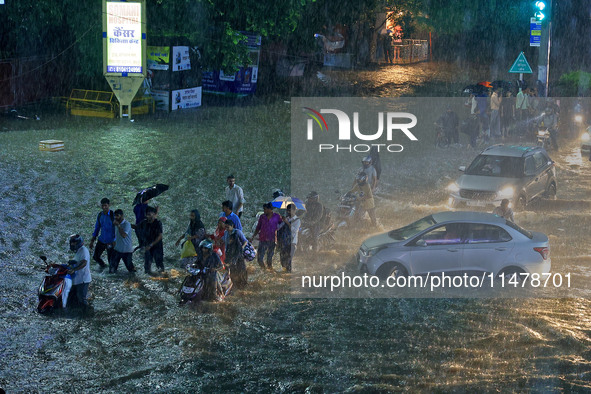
105,1 -> 143,74
172,46 -> 191,72
172,87 -> 202,110
148,46 -> 170,70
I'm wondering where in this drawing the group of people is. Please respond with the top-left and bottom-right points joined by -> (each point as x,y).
468,85 -> 561,147
435,84 -> 562,150
61,174 -> 309,307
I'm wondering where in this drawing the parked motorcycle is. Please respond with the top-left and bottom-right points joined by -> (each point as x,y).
178,263 -> 232,305
37,255 -> 70,314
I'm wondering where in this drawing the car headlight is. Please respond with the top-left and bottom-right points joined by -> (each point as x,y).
582,132 -> 590,143
367,246 -> 387,256
447,182 -> 460,193
575,114 -> 583,123
497,186 -> 514,199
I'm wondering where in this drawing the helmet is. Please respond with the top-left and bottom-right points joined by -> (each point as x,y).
356,172 -> 368,183
272,189 -> 285,199
199,239 -> 213,250
362,156 -> 372,164
307,191 -> 319,201
69,234 -> 83,252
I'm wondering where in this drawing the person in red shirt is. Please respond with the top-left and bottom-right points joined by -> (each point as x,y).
250,203 -> 283,270
210,217 -> 227,264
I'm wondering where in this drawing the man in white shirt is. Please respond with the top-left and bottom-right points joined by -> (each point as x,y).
68,234 -> 92,308
225,174 -> 245,218
492,199 -> 515,222
110,209 -> 136,273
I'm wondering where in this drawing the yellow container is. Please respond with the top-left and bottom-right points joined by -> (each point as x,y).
39,140 -> 64,152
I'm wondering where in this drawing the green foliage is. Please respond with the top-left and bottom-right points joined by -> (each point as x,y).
555,71 -> 591,96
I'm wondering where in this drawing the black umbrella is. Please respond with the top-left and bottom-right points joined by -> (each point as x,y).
132,184 -> 169,206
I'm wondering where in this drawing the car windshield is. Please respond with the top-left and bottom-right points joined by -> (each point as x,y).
465,155 -> 524,178
388,215 -> 437,240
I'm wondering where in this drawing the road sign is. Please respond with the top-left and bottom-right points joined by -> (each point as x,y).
509,52 -> 533,73
530,18 -> 541,47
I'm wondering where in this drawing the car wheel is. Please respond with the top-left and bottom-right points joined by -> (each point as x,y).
545,182 -> 557,200
515,194 -> 527,211
498,267 -> 526,283
376,262 -> 408,281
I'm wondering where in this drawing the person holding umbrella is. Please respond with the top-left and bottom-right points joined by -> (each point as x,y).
132,184 -> 168,245
138,206 -> 165,274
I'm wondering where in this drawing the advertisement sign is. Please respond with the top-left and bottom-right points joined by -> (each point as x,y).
148,46 -> 170,70
106,2 -> 143,74
202,66 -> 258,96
172,46 -> 191,72
171,87 -> 202,110
151,89 -> 170,111
202,33 -> 260,96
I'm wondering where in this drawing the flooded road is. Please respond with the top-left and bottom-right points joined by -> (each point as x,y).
2,66 -> 591,391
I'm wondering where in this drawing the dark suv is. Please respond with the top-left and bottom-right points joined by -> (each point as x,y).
448,145 -> 557,210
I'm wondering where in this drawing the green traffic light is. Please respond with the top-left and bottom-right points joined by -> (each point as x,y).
535,11 -> 545,20
535,1 -> 546,10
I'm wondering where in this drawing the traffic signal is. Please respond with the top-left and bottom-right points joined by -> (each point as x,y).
533,1 -> 546,21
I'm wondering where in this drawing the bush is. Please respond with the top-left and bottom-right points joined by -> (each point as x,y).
555,71 -> 591,96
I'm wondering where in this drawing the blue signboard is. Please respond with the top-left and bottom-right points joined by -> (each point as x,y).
202,65 -> 258,96
530,18 -> 541,47
202,32 -> 261,96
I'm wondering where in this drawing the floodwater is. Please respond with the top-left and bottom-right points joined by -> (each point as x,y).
2,65 -> 591,392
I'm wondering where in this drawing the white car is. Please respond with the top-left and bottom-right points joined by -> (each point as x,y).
358,211 -> 551,280
581,127 -> 590,158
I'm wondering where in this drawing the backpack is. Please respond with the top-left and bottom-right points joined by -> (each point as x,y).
243,241 -> 257,262
97,210 -> 114,224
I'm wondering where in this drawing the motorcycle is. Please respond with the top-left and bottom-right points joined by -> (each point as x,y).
434,123 -> 450,148
178,263 -> 232,305
299,215 -> 336,252
37,255 -> 70,314
336,192 -> 365,228
536,125 -> 551,148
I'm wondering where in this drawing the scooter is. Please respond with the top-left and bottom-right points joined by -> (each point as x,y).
536,125 -> 551,148
178,263 -> 232,305
37,256 -> 69,314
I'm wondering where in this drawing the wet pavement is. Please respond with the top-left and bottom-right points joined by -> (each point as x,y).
1,65 -> 591,391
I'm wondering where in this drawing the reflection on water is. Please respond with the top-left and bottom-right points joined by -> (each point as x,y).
1,102 -> 591,391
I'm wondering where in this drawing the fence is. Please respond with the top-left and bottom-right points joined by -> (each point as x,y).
378,39 -> 429,64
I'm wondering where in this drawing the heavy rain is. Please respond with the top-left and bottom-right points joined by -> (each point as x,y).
2,0 -> 591,392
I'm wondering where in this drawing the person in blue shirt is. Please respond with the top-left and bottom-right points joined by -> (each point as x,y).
220,200 -> 242,231
89,198 -> 116,269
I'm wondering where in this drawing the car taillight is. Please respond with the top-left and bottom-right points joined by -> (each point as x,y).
534,247 -> 549,260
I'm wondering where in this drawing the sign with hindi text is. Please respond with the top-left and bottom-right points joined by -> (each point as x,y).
105,1 -> 143,74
